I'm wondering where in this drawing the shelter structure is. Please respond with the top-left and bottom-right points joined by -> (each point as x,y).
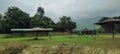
95,19 -> 120,39
81,30 -> 97,35
11,27 -> 53,40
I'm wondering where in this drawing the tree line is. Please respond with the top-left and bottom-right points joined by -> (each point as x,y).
0,6 -> 76,33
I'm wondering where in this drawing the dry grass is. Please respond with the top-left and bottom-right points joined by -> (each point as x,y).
1,43 -> 119,54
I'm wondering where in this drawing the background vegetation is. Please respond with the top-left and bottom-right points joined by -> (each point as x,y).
0,6 -> 76,34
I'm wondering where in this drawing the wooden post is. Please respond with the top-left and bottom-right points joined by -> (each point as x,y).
34,32 -> 39,40
91,31 -> 94,37
20,32 -> 24,37
112,22 -> 115,39
47,32 -> 51,38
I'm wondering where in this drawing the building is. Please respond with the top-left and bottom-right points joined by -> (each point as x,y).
95,19 -> 120,39
11,27 -> 53,40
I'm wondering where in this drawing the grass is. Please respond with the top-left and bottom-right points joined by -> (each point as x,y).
0,34 -> 120,54
0,34 -> 120,49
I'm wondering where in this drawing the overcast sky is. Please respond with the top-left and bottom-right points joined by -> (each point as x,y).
0,0 -> 120,22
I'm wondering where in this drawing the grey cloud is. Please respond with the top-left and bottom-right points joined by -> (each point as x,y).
0,0 -> 120,22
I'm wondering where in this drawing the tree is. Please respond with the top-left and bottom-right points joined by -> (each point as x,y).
34,7 -> 44,18
97,27 -> 105,33
3,6 -> 30,33
0,14 -> 2,19
99,17 -> 111,22
56,16 -> 76,33
31,16 -> 55,28
31,7 -> 45,27
31,7 -> 55,28
0,14 -> 3,33
42,16 -> 55,28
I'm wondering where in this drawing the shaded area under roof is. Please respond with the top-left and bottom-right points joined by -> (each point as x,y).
95,19 -> 120,39
11,27 -> 53,40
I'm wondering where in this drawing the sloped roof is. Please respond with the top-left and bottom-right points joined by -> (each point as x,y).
11,27 -> 53,31
30,27 -> 53,31
95,19 -> 120,25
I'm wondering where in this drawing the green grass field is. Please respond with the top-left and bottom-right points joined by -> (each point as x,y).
0,34 -> 120,49
0,34 -> 120,54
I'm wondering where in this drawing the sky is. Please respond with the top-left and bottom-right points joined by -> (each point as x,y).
0,0 -> 120,22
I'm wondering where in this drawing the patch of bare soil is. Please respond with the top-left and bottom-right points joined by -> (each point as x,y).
22,43 -> 120,54
0,45 -> 28,54
0,43 -> 120,54
25,38 -> 48,41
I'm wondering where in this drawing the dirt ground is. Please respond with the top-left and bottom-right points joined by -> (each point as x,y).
0,43 -> 120,54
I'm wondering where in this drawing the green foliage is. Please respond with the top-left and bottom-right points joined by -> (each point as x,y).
0,14 -> 2,19
4,6 -> 30,28
34,7 -> 44,18
99,17 -> 111,22
0,14 -> 5,33
97,27 -> 105,33
0,6 -> 77,33
31,16 -> 55,28
42,16 -> 55,28
1,6 -> 31,33
0,14 -> 2,25
31,7 -> 55,28
56,16 -> 76,32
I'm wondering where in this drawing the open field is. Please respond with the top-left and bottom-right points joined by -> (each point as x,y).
0,34 -> 120,54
